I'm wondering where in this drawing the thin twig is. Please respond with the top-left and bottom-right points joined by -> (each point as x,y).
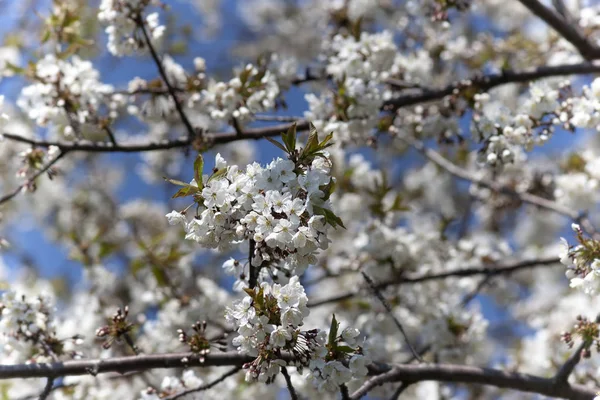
163,366 -> 241,400
340,383 -> 350,400
308,257 -> 559,308
281,366 -> 299,400
0,151 -> 67,206
123,333 -> 140,355
388,382 -> 411,400
460,274 -> 495,307
103,126 -> 117,146
136,16 -> 197,139
394,130 -> 600,238
38,378 -> 54,400
360,270 -> 423,362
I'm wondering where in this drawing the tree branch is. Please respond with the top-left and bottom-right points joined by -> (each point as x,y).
517,0 -> 600,60
308,257 -> 559,308
349,363 -> 596,400
553,341 -> 588,385
2,121 -> 310,154
0,352 -> 255,379
0,352 -> 595,399
383,62 -> 600,111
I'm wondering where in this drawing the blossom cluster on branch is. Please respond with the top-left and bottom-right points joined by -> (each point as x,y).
3,0 -> 600,399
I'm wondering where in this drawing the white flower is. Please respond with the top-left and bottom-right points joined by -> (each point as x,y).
349,354 -> 369,377
341,327 -> 360,346
165,211 -> 187,226
98,0 -> 164,56
269,326 -> 292,347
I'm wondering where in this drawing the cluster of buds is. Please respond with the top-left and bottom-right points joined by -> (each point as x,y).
96,306 -> 138,353
177,320 -> 227,362
561,314 -> 600,358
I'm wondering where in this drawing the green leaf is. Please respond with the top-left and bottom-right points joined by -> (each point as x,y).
164,177 -> 191,187
151,265 -> 168,287
4,61 -> 24,75
131,258 -> 146,276
304,123 -> 320,153
41,28 -> 51,43
57,42 -> 83,59
207,167 -> 228,183
172,185 -> 200,199
193,154 -> 204,189
319,179 -> 337,201
98,242 -> 118,259
265,137 -> 288,153
319,131 -> 334,149
281,123 -> 297,153
336,345 -> 357,353
389,194 -> 410,212
313,205 -> 346,230
328,314 -> 339,346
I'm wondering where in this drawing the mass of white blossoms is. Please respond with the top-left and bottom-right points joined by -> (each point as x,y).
304,31 -> 399,144
17,55 -> 114,137
324,31 -> 397,82
167,129 -> 340,283
191,62 -> 281,125
98,0 -> 165,57
0,291 -> 61,363
225,278 -> 369,391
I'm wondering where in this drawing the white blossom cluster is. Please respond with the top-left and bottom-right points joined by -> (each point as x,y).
167,152 -> 335,282
225,277 -> 369,391
470,84 -> 562,169
421,306 -> 488,361
568,78 -> 600,130
0,291 -> 61,363
126,56 -> 189,122
324,31 -> 397,82
560,224 -> 600,295
192,63 -> 281,125
306,327 -> 370,393
17,55 -> 115,137
471,77 -> 600,170
305,31 -> 399,143
98,0 -> 165,56
225,277 -> 310,381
